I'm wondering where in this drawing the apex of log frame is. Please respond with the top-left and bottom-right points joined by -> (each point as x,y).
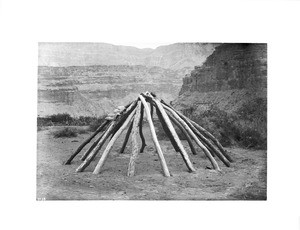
64,92 -> 232,176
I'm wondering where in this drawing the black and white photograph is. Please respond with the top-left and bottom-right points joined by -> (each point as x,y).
37,42 -> 267,200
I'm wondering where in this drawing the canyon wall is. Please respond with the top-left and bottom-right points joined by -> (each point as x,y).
174,43 -> 267,114
38,43 -> 218,117
38,65 -> 190,117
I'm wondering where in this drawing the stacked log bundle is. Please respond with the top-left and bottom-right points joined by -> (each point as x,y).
64,92 -> 233,177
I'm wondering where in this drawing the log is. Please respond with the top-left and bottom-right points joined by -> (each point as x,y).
80,121 -> 112,161
110,100 -> 137,139
188,119 -> 233,162
164,106 -> 230,167
93,107 -> 137,174
64,119 -> 110,164
127,101 -> 142,176
76,121 -> 116,172
161,100 -> 233,162
162,104 -> 221,171
154,102 -> 180,153
139,95 -> 170,177
139,103 -> 147,153
150,102 -> 154,119
119,120 -> 134,153
167,112 -> 197,155
152,97 -> 196,172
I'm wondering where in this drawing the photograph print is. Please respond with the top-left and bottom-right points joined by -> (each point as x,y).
37,42 -> 267,200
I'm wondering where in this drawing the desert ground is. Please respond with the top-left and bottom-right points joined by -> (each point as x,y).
37,125 -> 267,200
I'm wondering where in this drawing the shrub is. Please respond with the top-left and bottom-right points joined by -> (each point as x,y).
37,114 -> 106,127
187,100 -> 267,149
49,113 -> 73,124
53,127 -> 79,138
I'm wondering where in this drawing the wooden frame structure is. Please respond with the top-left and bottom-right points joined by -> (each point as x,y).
64,92 -> 233,177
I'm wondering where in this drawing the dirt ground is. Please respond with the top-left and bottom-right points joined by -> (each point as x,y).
37,125 -> 267,200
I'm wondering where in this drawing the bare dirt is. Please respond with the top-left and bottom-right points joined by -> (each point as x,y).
37,125 -> 267,200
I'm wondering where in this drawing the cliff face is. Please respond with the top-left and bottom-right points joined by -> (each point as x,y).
179,43 -> 267,94
39,42 -> 217,70
174,43 -> 267,114
38,65 -> 191,117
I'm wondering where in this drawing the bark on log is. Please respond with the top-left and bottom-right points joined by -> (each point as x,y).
162,104 -> 221,171
139,103 -> 147,153
154,103 -> 180,153
168,113 -> 197,155
161,100 -> 233,163
119,120 -> 134,153
150,102 -> 154,119
139,95 -> 170,177
76,121 -> 115,172
152,98 -> 196,172
127,101 -> 142,177
64,119 -> 110,165
93,107 -> 137,174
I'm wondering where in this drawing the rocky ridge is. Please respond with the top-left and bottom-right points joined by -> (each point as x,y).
174,43 -> 267,114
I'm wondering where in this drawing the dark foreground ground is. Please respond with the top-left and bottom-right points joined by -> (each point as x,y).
37,126 -> 267,200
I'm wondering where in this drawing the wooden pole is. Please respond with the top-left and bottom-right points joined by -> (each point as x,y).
76,121 -> 115,172
64,119 -> 109,164
151,97 -> 196,172
119,120 -> 134,153
93,107 -> 137,174
188,119 -> 233,162
80,122 -> 111,161
162,104 -> 221,171
162,104 -> 230,167
110,100 -> 138,139
139,103 -> 147,153
161,101 -> 233,162
139,95 -> 170,177
168,112 -> 197,155
127,101 -> 142,176
150,102 -> 154,119
154,102 -> 180,153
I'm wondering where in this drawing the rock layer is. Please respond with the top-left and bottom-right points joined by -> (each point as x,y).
174,43 -> 267,114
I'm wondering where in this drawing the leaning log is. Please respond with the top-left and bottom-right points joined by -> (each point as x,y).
152,97 -> 196,172
162,103 -> 221,171
163,105 -> 230,167
154,102 -> 180,153
110,100 -> 138,139
188,119 -> 233,162
119,120 -> 134,153
64,119 -> 110,165
139,95 -> 170,177
127,101 -> 142,176
80,122 -> 112,161
139,103 -> 147,153
93,107 -> 137,174
167,112 -> 197,155
161,100 -> 233,162
76,121 -> 116,172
